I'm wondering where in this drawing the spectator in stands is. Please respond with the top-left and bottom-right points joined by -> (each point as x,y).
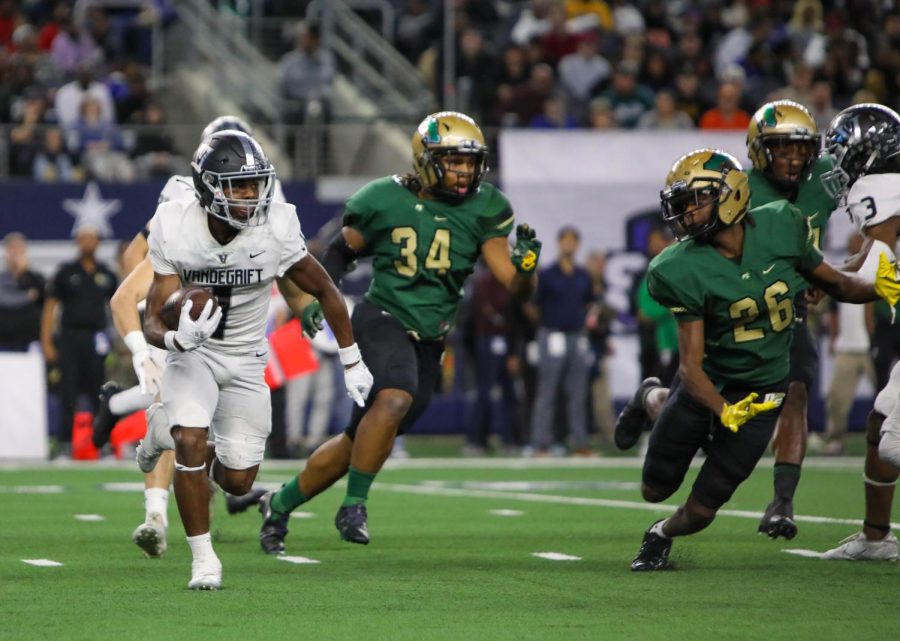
465,263 -> 518,456
565,0 -> 613,32
673,65 -> 707,124
637,89 -> 694,130
588,96 -> 616,129
639,48 -> 673,93
528,226 -> 595,457
0,0 -> 20,52
277,20 -> 335,124
699,80 -> 750,129
54,64 -> 115,126
539,4 -> 579,66
595,60 -> 654,129
817,235 -> 875,456
8,85 -> 50,176
496,62 -> 556,127
788,0 -> 824,58
558,31 -> 610,123
33,126 -> 82,182
396,0 -> 434,63
610,0 -> 645,36
769,62 -> 815,106
41,224 -> 118,459
67,95 -> 134,182
0,233 -> 45,352
585,250 -> 616,448
675,28 -> 713,80
530,95 -> 578,128
808,79 -> 837,130
633,227 -> 670,383
50,12 -> 102,77
37,1 -> 70,51
110,63 -> 150,124
510,0 -> 552,46
131,102 -> 184,178
456,27 -> 498,126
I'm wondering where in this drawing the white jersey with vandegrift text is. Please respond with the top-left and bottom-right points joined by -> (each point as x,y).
157,175 -> 287,205
148,199 -> 307,354
846,174 -> 900,233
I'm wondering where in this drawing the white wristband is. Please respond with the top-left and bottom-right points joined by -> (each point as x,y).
123,330 -> 149,355
164,330 -> 183,352
338,342 -> 362,366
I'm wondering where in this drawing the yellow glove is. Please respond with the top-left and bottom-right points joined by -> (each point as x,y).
874,253 -> 900,315
720,393 -> 781,433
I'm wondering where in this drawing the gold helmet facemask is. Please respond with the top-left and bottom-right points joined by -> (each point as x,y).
412,111 -> 489,202
747,100 -> 819,189
660,149 -> 750,242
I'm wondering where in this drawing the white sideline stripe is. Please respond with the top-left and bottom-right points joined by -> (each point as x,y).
0,456 -> 867,472
489,509 -> 524,517
289,511 -> 315,519
101,482 -> 145,492
532,552 -> 581,561
74,514 -> 105,522
375,483 -> 900,530
22,559 -> 63,567
422,480 -> 640,491
277,556 -> 320,565
782,549 -> 826,559
0,485 -> 65,494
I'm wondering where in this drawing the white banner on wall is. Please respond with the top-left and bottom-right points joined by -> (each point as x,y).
0,350 -> 48,460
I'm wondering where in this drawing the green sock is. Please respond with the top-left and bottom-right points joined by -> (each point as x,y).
342,466 -> 377,507
773,463 -> 801,501
272,477 -> 307,514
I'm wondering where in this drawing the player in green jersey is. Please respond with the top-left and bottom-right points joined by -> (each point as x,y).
745,100 -> 840,539
258,111 -> 541,552
623,149 -> 900,571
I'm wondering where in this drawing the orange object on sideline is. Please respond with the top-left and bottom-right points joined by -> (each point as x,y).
71,412 -> 99,460
265,319 -> 319,389
110,410 -> 147,458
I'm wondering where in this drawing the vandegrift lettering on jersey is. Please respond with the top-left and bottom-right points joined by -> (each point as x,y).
148,198 -> 307,353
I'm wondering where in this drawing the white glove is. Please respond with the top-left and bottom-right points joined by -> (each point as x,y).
124,331 -> 162,395
164,299 -> 223,352
339,343 -> 374,407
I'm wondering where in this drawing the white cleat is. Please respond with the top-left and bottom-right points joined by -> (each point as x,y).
822,531 -> 900,561
132,513 -> 168,558
136,403 -> 174,474
188,556 -> 222,591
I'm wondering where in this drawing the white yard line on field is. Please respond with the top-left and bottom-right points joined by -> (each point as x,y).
374,482 -> 900,530
22,559 -> 63,567
532,552 -> 582,561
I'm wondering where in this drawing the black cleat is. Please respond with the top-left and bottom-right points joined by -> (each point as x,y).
615,377 -> 661,450
758,497 -> 798,540
335,503 -> 370,545
226,487 -> 266,515
631,521 -> 673,571
92,381 -> 123,448
258,491 -> 289,555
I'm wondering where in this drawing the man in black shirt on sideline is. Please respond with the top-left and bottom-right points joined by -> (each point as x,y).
41,225 -> 118,459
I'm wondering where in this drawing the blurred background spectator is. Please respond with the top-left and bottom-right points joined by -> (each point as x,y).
0,232 -> 45,351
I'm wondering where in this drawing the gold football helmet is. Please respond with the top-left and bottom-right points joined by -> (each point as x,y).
412,111 -> 488,201
747,100 -> 819,184
660,149 -> 750,241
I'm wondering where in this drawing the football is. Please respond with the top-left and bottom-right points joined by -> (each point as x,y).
160,286 -> 219,330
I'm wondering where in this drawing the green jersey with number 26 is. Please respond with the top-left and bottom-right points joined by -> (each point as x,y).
344,176 -> 514,339
647,201 -> 824,387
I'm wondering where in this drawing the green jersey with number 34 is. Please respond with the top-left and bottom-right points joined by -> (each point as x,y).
344,176 -> 514,339
647,200 -> 824,387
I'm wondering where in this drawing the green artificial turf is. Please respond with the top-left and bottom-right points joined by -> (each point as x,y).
0,453 -> 895,641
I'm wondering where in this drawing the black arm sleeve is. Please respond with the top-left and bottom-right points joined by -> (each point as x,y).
321,231 -> 359,286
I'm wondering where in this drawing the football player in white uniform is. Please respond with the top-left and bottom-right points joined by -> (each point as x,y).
138,130 -> 373,590
92,116 -> 290,559
818,104 -> 900,561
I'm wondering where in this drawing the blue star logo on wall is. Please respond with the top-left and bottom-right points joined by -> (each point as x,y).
62,182 -> 121,237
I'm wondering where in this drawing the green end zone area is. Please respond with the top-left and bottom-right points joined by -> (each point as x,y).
0,456 -> 895,641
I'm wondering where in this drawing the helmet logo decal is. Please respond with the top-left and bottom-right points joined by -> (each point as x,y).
423,117 -> 442,144
703,154 -> 731,171
760,105 -> 780,128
